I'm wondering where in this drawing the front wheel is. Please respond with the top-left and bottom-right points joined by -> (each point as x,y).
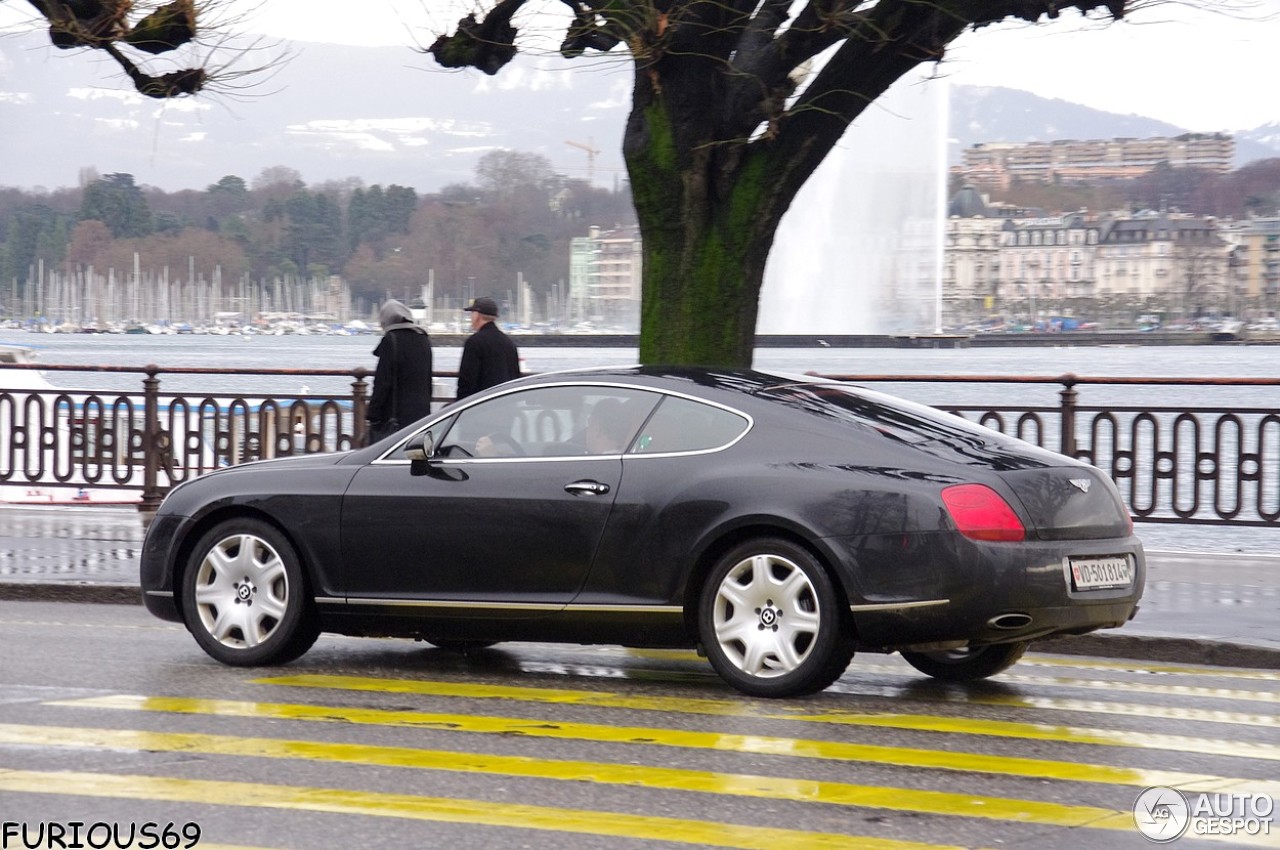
899,641 -> 1029,682
181,517 -> 319,666
698,538 -> 854,698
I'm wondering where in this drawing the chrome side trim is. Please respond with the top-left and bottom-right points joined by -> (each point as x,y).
563,604 -> 684,614
849,599 -> 950,612
143,590 -> 174,600
343,599 -> 564,611
327,598 -> 683,614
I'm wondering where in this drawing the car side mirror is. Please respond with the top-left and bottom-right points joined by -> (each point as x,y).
406,430 -> 435,475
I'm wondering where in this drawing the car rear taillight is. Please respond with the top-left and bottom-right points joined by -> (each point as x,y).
941,484 -> 1026,542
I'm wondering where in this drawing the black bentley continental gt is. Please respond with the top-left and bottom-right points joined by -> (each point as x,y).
140,367 -> 1145,697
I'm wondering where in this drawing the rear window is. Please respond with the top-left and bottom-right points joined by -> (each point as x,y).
757,383 -> 1019,450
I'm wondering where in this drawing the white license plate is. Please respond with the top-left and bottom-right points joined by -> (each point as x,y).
1068,555 -> 1133,590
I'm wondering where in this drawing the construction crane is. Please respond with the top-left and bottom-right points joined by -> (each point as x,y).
565,138 -> 600,185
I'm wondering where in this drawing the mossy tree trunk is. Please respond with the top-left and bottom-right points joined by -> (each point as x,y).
626,69 -> 784,367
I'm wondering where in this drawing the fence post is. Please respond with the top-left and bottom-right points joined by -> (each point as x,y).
138,365 -> 165,518
351,368 -> 370,446
1058,373 -> 1078,457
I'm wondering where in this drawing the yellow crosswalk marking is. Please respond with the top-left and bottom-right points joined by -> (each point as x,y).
982,674 -> 1279,703
0,723 -> 1137,830
253,674 -> 1280,761
48,695 -> 1280,798
920,692 -> 1278,726
1021,655 -> 1280,680
0,768 -> 974,850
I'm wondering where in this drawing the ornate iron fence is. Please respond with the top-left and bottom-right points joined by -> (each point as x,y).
3,362 -> 1279,528
0,362 -> 460,513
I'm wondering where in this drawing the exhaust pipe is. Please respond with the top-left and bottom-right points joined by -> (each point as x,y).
987,612 -> 1032,630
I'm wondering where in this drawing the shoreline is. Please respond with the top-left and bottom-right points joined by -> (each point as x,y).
9,329 -> 1270,350
435,330 -> 1259,348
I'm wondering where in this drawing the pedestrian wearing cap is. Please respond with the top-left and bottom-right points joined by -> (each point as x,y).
456,296 -> 521,400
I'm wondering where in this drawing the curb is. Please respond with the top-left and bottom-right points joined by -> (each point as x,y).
0,582 -> 141,605
1032,633 -> 1280,671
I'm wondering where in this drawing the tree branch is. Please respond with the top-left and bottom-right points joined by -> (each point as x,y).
766,0 -> 1135,203
559,0 -> 624,57
426,0 -> 528,75
25,0 -> 205,95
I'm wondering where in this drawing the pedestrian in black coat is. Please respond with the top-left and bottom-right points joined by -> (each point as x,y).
367,299 -> 433,442
456,296 -> 521,400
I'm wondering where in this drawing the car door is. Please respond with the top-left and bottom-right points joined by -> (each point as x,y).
338,385 -> 654,607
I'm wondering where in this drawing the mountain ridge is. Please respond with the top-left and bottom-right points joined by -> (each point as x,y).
1,33 -> 1275,192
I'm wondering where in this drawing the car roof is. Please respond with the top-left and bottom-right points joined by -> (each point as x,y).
517,365 -> 826,397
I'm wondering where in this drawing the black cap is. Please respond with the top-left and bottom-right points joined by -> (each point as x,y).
463,297 -> 499,317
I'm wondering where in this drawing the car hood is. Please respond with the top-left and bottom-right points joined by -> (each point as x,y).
156,451 -> 353,514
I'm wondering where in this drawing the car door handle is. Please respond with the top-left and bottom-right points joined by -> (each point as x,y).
565,480 -> 611,496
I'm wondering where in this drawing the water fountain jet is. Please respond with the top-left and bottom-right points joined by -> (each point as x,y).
759,72 -> 948,337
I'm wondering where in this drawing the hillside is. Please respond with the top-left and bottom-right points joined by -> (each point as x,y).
1,32 -> 1276,192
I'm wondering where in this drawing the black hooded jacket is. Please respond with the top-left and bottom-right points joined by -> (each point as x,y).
369,300 -> 433,426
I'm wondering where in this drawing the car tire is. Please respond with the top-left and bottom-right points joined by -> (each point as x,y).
181,518 -> 319,666
899,641 -> 1029,681
698,537 -> 854,698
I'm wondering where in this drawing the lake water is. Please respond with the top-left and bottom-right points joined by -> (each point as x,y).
4,331 -> 1279,554
7,332 -> 1280,377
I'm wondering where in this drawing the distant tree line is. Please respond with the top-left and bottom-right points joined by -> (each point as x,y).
970,158 -> 1280,218
0,151 -> 636,312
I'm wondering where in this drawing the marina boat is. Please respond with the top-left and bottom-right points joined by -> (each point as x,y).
1210,320 -> 1247,343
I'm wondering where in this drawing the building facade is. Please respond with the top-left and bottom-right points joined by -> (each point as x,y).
1219,217 -> 1280,315
568,225 -> 643,330
945,185 -> 1235,327
957,134 -> 1235,190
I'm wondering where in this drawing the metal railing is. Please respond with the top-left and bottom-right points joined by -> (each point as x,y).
0,362 -> 457,513
3,363 -> 1279,528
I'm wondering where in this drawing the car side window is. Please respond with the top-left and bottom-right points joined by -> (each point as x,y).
632,396 -> 748,454
381,414 -> 456,460
436,386 -> 660,459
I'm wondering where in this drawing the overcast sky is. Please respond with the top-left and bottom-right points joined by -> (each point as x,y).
2,0 -> 1275,131
228,0 -> 1279,132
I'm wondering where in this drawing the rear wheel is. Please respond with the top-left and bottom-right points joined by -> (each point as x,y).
698,537 -> 854,698
899,641 -> 1029,681
181,518 -> 319,666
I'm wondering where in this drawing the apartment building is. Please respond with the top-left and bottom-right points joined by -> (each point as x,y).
1219,217 -> 1280,305
568,225 -> 643,329
958,134 -> 1235,189
945,185 -> 1231,322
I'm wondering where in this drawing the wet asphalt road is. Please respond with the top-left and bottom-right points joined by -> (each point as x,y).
0,599 -> 1277,850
